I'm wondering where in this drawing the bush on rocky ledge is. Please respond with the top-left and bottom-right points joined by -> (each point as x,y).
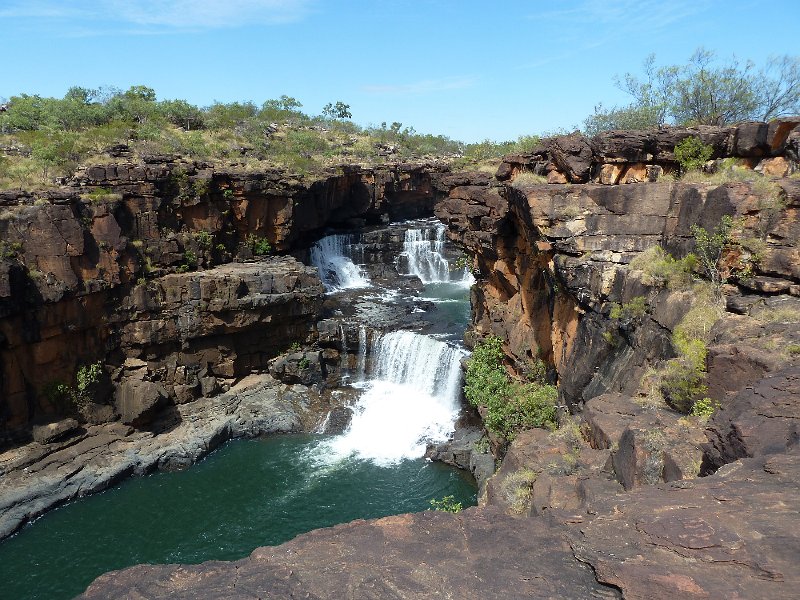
465,336 -> 557,441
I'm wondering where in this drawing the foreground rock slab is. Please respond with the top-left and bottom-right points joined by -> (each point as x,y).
563,452 -> 800,600
79,451 -> 800,599
80,507 -> 617,600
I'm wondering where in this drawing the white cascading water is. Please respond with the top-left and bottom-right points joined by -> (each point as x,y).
325,330 -> 466,466
401,223 -> 473,284
310,234 -> 370,291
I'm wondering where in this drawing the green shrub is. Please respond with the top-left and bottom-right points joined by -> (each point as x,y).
0,241 -> 23,259
629,246 -> 697,289
610,296 -> 648,321
76,361 -> 102,403
429,495 -> 462,513
195,230 -> 212,250
659,285 -> 723,412
182,249 -> 198,270
691,215 -> 734,286
674,136 -> 713,173
788,344 -> 800,356
245,234 -> 272,256
465,336 -> 557,440
298,357 -> 310,369
690,396 -> 719,418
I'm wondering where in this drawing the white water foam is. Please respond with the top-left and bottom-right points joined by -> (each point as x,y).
322,330 -> 465,466
310,234 -> 371,291
401,223 -> 474,286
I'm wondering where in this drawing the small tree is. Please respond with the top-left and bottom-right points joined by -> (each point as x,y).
322,101 -> 352,120
691,215 -> 734,286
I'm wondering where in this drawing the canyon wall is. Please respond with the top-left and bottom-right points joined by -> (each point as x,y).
0,157 -> 446,443
77,116 -> 800,599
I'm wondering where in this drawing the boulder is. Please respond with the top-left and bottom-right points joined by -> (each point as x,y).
546,132 -> 593,183
115,380 -> 169,427
733,121 -> 771,157
703,366 -> 800,472
31,418 -> 81,444
767,117 -> 800,154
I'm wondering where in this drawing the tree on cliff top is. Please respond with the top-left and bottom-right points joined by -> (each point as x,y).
584,49 -> 800,135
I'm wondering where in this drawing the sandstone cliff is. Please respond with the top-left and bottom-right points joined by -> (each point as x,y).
3,119 -> 800,598
0,158 -> 444,442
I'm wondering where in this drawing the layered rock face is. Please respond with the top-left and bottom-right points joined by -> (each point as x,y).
437,176 -> 800,410
497,117 -> 800,183
4,120 -> 800,598
0,159 -> 444,442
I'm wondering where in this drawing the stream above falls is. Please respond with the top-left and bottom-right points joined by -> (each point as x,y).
0,218 -> 478,600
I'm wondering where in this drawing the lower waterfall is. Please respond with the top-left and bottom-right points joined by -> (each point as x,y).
323,330 -> 465,465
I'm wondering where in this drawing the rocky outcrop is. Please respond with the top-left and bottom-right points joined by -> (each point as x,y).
702,365 -> 800,471
79,451 -> 800,599
0,160 -> 447,440
80,506 -> 618,600
496,118 -> 800,184
0,255 -> 323,441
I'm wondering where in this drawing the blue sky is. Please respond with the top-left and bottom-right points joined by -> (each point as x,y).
2,0 -> 799,142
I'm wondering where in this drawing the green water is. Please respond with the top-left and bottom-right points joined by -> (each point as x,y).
0,435 -> 476,600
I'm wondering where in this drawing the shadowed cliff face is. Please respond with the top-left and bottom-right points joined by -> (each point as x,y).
0,160 -> 447,441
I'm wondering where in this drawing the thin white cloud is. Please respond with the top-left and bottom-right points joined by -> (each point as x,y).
108,0 -> 312,28
363,76 -> 477,95
517,0 -> 713,70
0,0 -> 313,30
530,0 -> 711,30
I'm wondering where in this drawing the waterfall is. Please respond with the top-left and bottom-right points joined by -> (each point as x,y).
401,223 -> 472,284
356,325 -> 368,382
325,330 -> 466,465
310,234 -> 370,291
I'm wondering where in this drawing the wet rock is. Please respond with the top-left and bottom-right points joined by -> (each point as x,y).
0,375 -> 309,541
321,406 -> 352,434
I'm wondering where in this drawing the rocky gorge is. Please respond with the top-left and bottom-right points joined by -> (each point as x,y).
1,119 -> 800,598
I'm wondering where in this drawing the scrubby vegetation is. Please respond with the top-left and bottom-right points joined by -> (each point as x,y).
43,361 -> 105,416
629,246 -> 697,289
429,495 -> 463,513
584,49 -> 800,134
465,336 -> 557,441
640,283 -> 724,414
674,136 -> 714,173
0,86 -> 548,187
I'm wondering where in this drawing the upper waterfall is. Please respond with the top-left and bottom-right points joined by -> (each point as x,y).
400,222 -> 473,285
309,234 -> 370,291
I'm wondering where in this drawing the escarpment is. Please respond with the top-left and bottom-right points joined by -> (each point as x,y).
3,119 -> 800,599
0,159 -> 448,443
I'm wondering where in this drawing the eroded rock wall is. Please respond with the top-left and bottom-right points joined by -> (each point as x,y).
0,159 -> 446,441
437,176 -> 800,410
